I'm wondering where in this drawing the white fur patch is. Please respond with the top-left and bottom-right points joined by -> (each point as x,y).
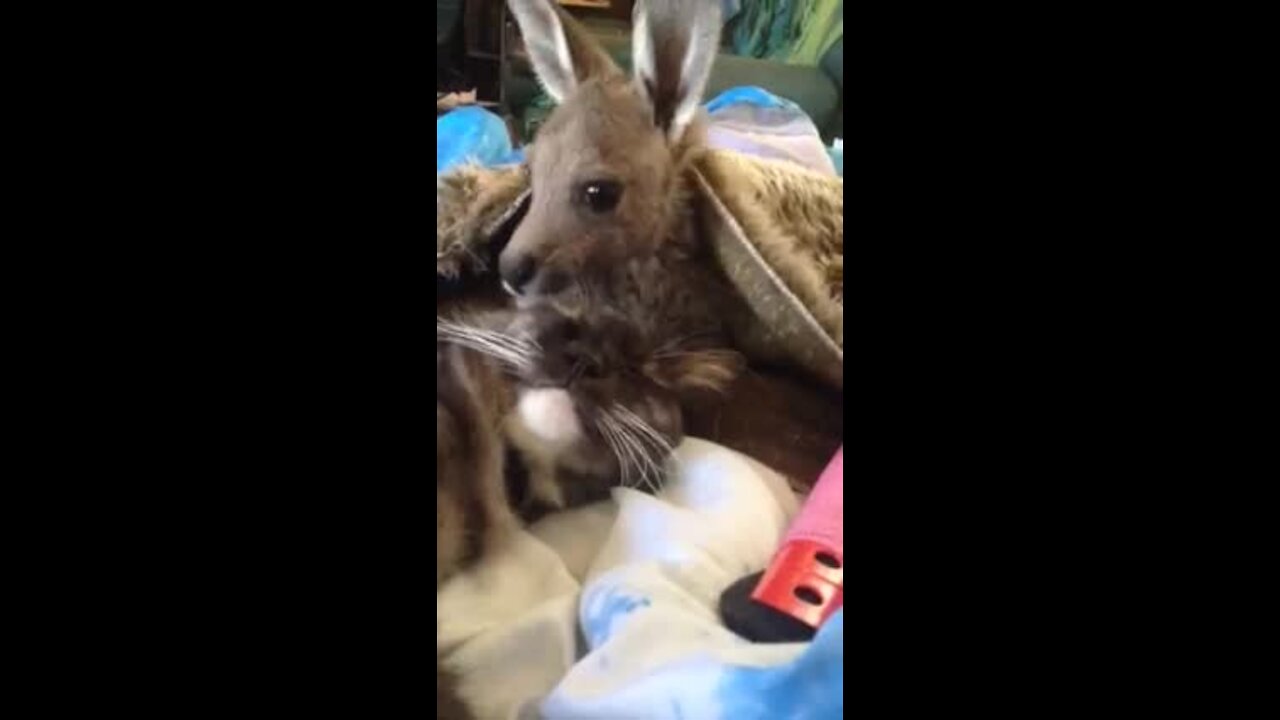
517,388 -> 583,446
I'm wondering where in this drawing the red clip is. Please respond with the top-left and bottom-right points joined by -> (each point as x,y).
750,539 -> 844,628
750,447 -> 844,629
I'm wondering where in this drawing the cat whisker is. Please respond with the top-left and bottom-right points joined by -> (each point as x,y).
599,415 -> 642,491
439,333 -> 530,370
614,405 -> 677,456
437,321 -> 539,357
608,408 -> 665,494
613,405 -> 680,485
603,414 -> 654,493
595,417 -> 633,491
610,419 -> 653,494
436,318 -> 529,344
437,322 -> 538,370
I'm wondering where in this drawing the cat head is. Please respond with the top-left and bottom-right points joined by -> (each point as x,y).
507,286 -> 742,490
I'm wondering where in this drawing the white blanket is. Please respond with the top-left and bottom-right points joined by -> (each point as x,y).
439,438 -> 845,720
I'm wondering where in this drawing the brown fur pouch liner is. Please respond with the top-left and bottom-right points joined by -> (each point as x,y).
436,150 -> 844,390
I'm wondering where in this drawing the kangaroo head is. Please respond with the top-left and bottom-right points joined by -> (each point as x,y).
500,0 -> 721,296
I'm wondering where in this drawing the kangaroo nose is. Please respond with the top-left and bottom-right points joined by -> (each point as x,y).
502,255 -> 538,296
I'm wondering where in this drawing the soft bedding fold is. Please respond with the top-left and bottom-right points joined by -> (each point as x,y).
438,438 -> 843,720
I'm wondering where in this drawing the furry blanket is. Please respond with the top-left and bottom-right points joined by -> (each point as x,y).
436,149 -> 844,390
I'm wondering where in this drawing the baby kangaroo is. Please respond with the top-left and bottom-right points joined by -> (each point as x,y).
500,0 -> 797,372
500,0 -> 722,297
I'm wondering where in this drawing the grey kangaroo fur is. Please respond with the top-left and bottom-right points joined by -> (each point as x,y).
498,0 -> 722,298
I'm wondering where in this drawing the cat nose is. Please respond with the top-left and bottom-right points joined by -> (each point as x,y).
501,254 -> 538,296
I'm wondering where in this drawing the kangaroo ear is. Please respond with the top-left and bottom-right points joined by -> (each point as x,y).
631,0 -> 721,142
508,0 -> 621,104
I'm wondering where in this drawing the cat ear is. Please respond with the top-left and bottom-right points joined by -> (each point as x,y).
631,0 -> 721,142
508,0 -> 622,103
646,348 -> 745,395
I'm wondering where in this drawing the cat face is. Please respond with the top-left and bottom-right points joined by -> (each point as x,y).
506,292 -> 743,490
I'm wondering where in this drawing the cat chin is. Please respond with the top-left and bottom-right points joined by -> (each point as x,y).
516,388 -> 583,447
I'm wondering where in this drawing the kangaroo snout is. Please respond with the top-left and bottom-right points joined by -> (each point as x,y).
499,252 -> 539,296
500,241 -> 574,297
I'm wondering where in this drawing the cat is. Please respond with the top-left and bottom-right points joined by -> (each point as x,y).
436,281 -> 744,719
437,286 -> 742,578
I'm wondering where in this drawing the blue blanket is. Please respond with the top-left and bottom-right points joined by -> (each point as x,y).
437,88 -> 842,178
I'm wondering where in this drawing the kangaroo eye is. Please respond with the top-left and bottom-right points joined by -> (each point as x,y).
579,180 -> 623,213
